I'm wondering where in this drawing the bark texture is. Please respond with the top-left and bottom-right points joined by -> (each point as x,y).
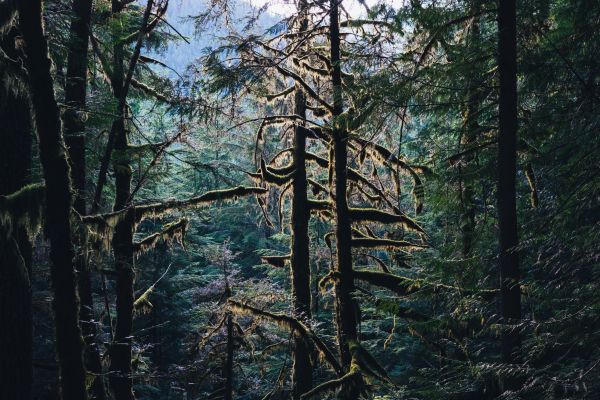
18,1 -> 88,398
64,0 -> 107,397
290,0 -> 313,397
329,0 -> 359,377
0,63 -> 33,399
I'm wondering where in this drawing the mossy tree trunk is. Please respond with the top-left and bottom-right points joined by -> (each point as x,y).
497,0 -> 521,363
107,1 -> 155,398
329,0 -> 359,379
0,33 -> 33,397
18,1 -> 88,399
290,0 -> 313,397
64,0 -> 107,398
107,23 -> 136,400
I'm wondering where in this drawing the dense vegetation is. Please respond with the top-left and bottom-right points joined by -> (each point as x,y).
0,0 -> 598,398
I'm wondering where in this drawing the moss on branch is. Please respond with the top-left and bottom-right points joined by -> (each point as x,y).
135,186 -> 268,221
228,300 -> 343,375
133,218 -> 188,255
260,254 -> 290,268
0,183 -> 45,238
349,208 -> 425,234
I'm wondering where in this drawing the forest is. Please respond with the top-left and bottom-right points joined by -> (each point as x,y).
0,0 -> 598,398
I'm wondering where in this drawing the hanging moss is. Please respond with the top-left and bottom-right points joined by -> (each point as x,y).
133,263 -> 173,315
300,338 -> 397,399
349,207 -> 425,234
260,158 -> 295,186
0,183 -> 45,238
228,300 -> 343,375
351,136 -> 425,213
81,209 -> 128,252
135,186 -> 268,221
318,270 -> 341,293
132,218 -> 188,256
83,186 -> 267,252
305,151 -> 398,211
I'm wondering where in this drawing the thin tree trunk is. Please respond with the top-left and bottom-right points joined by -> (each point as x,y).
497,0 -> 521,363
224,312 -> 234,400
460,2 -> 482,258
18,1 -> 88,399
329,0 -> 359,373
290,0 -> 313,397
64,0 -> 107,398
0,77 -> 33,400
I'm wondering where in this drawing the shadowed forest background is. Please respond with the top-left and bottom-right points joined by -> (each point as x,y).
0,0 -> 599,399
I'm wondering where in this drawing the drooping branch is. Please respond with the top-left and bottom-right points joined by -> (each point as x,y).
305,151 -> 398,210
261,254 -> 291,268
274,65 -> 334,113
0,183 -> 45,238
350,136 -> 425,213
259,159 -> 295,186
265,85 -> 295,102
349,208 -> 425,234
353,269 -> 421,296
299,366 -> 362,399
135,186 -> 268,221
132,218 -> 188,255
524,162 -> 539,208
228,300 -> 343,375
133,262 -> 173,314
83,186 -> 267,249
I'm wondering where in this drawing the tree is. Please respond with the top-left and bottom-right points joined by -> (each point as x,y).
18,0 -> 88,398
64,0 -> 107,397
0,25 -> 34,399
497,0 -> 521,363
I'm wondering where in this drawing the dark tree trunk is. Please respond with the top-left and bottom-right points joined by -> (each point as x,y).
108,115 -> 136,400
497,0 -> 521,362
0,73 -> 33,399
329,0 -> 359,373
290,1 -> 313,397
18,1 -> 88,399
64,1 -> 107,398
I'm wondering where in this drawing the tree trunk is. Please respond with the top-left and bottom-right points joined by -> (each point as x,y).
18,1 -> 88,399
497,0 -> 521,363
64,0 -> 107,398
329,0 -> 359,372
460,1 -> 482,258
108,114 -> 136,400
290,0 -> 313,397
224,312 -> 234,400
0,72 -> 33,399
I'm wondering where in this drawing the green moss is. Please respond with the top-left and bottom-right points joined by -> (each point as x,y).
0,183 -> 45,238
